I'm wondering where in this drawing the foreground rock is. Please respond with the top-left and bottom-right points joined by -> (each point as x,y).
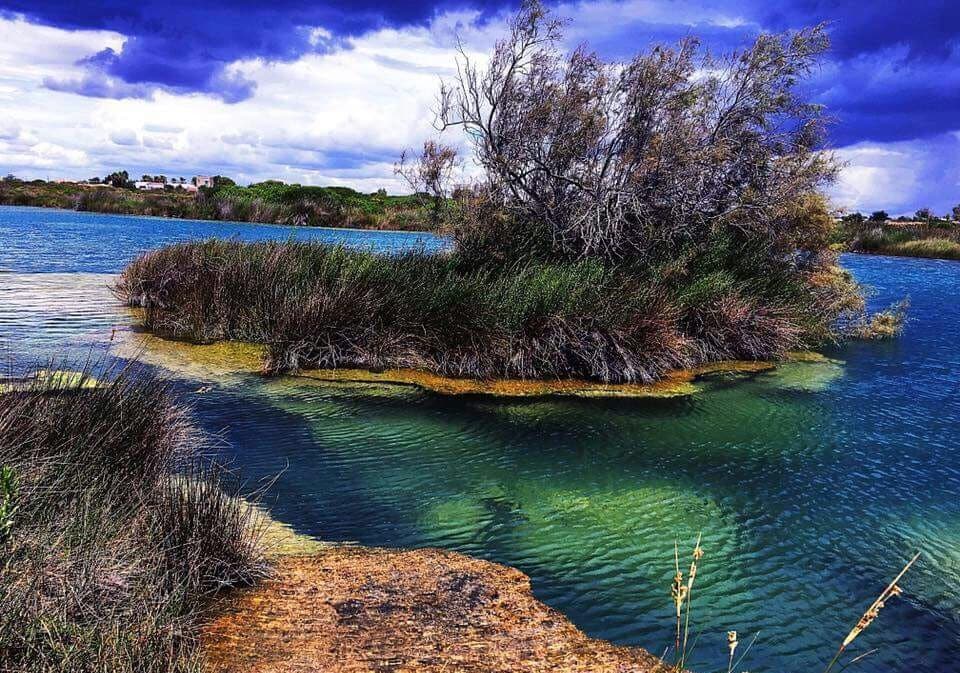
202,546 -> 668,673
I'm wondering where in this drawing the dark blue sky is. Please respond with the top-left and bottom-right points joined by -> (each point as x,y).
0,0 -> 957,211
3,0 -> 958,146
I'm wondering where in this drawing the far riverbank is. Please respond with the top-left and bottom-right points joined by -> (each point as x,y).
0,179 -> 437,232
833,220 -> 960,261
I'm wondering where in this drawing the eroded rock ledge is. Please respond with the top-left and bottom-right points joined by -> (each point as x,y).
202,546 -> 669,673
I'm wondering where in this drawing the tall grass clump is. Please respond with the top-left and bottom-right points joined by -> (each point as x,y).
880,239 -> 960,261
117,239 -> 859,383
117,240 -> 694,382
0,364 -> 267,673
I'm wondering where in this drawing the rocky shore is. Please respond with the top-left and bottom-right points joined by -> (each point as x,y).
202,546 -> 669,673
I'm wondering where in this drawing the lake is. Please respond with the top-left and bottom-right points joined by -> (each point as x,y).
2,205 -> 958,673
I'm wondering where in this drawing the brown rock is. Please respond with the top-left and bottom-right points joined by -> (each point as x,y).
202,546 -> 670,673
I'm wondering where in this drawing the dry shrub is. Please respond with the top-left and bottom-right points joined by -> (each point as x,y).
685,292 -> 804,361
849,300 -> 909,340
435,0 -> 837,267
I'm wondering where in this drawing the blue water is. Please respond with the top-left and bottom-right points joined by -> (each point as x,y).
1,205 -> 958,673
0,206 -> 445,274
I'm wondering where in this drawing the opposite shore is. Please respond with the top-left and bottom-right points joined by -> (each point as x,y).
4,178 -> 960,262
0,178 -> 437,232
834,218 -> 960,261
5,179 -> 960,263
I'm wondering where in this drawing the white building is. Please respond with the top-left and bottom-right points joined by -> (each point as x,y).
193,175 -> 214,188
134,181 -> 165,191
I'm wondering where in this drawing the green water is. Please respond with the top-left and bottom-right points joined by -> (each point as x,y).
2,207 -> 958,672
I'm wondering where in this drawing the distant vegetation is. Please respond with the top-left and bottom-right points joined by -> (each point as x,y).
834,210 -> 960,260
0,176 -> 436,231
0,367 -> 266,672
117,1 -> 885,384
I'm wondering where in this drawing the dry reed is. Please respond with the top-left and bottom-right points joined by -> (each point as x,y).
822,552 -> 921,673
662,540 -> 921,673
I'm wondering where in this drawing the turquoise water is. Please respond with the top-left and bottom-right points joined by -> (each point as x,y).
2,206 -> 958,672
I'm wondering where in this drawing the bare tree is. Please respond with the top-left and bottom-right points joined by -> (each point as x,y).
395,140 -> 458,228
434,0 -> 837,265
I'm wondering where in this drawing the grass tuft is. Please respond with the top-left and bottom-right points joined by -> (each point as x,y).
849,300 -> 909,340
0,363 -> 267,673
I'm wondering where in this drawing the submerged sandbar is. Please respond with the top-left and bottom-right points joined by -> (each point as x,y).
296,360 -> 776,398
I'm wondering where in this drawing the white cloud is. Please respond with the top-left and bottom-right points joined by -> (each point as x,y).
0,6 -> 955,215
832,134 -> 960,215
109,129 -> 140,146
0,13 -> 495,190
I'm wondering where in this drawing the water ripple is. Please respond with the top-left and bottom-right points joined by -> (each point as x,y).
2,210 -> 959,673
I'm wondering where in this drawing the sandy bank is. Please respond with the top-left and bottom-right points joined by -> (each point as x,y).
202,546 -> 669,673
295,360 -> 775,398
113,328 -> 798,399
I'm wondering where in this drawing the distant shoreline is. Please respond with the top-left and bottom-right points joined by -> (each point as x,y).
0,203 -> 442,238
0,180 -> 437,233
834,221 -> 960,262
846,246 -> 960,262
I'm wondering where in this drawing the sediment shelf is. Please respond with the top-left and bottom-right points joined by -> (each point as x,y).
114,329 -> 785,398
202,546 -> 669,673
297,361 -> 775,397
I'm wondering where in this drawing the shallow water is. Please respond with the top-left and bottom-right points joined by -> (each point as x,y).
2,206 -> 959,673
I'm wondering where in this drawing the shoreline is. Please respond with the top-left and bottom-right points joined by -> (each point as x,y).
113,328 -> 812,399
202,544 -> 670,673
0,202 -> 439,237
844,246 -> 960,263
294,360 -> 779,397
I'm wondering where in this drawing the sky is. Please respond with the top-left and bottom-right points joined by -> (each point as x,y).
0,1 -> 956,215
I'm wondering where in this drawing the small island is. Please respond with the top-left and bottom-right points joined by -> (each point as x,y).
115,5 -> 899,389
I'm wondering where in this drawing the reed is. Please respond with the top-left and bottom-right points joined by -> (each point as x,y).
662,539 -> 921,673
726,630 -> 738,673
115,240 -> 864,384
822,552 -> 921,673
0,362 -> 267,673
668,534 -> 703,669
671,542 -> 687,655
